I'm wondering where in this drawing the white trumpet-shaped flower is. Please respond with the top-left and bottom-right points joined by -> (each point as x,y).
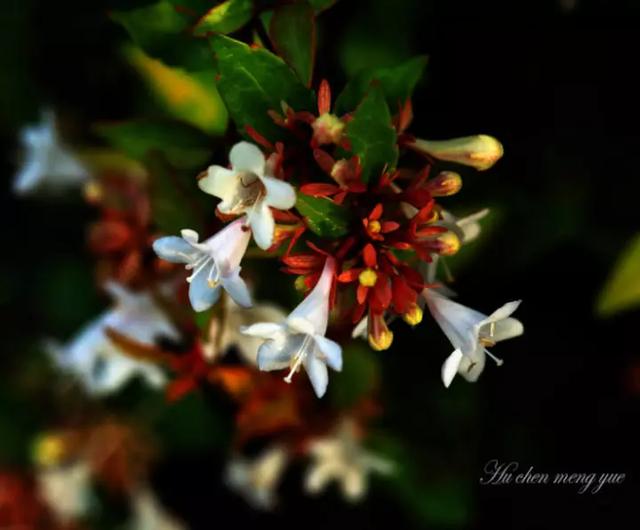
14,110 -> 90,195
304,418 -> 394,502
241,257 -> 342,398
47,283 -> 179,396
153,218 -> 252,312
423,289 -> 523,387
198,141 -> 296,250
225,445 -> 289,510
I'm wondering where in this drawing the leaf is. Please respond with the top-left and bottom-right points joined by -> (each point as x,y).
329,343 -> 379,408
597,233 -> 640,316
146,154 -> 206,234
308,0 -> 338,12
209,35 -> 315,141
335,56 -> 428,115
95,119 -> 213,170
269,2 -> 316,86
345,85 -> 398,183
111,0 -> 211,70
126,46 -> 228,135
295,194 -> 350,238
193,0 -> 253,36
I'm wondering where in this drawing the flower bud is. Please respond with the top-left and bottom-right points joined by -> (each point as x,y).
402,303 -> 423,326
410,135 -> 503,171
33,433 -> 67,467
426,171 -> 462,196
435,231 -> 461,256
312,113 -> 345,146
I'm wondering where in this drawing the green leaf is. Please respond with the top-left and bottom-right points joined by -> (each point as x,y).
193,0 -> 253,36
125,46 -> 228,135
335,56 -> 428,115
112,0 -> 211,70
209,35 -> 315,141
269,2 -> 316,86
295,194 -> 350,238
146,154 -> 206,234
329,343 -> 379,408
345,85 -> 398,183
308,0 -> 338,12
96,119 -> 213,170
597,233 -> 640,316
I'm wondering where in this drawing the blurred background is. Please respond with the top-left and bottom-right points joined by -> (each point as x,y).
1,0 -> 638,528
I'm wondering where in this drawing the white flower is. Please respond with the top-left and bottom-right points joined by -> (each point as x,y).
203,298 -> 288,365
198,141 -> 296,250
14,110 -> 90,195
47,282 -> 179,396
304,419 -> 393,502
241,257 -> 342,398
129,487 -> 185,530
36,461 -> 92,524
423,289 -> 523,387
153,217 -> 252,312
225,445 -> 288,510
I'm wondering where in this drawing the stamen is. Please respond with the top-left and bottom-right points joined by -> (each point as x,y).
186,254 -> 212,283
483,348 -> 504,366
284,335 -> 312,383
207,261 -> 220,288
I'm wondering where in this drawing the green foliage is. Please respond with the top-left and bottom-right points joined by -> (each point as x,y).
335,56 -> 428,115
209,35 -> 315,140
597,233 -> 640,316
125,46 -> 228,135
308,0 -> 338,12
295,193 -> 350,238
329,343 -> 379,408
96,119 -> 213,170
111,0 -> 210,70
345,85 -> 398,183
193,0 -> 254,36
146,154 -> 207,234
269,2 -> 316,86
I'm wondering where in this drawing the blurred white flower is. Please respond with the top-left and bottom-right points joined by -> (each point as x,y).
36,461 -> 92,524
129,487 -> 185,530
423,289 -> 523,387
47,282 -> 179,396
225,445 -> 288,510
13,110 -> 90,195
198,141 -> 296,250
241,257 -> 342,398
153,219 -> 252,312
305,419 -> 393,502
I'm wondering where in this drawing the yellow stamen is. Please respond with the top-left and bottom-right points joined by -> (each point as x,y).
368,220 -> 382,233
358,268 -> 378,287
369,329 -> 394,351
402,304 -> 423,326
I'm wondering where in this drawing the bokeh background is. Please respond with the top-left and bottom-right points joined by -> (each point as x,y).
1,0 -> 638,528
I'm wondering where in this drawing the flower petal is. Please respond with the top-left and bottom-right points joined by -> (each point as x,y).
152,236 -> 197,263
262,176 -> 296,210
229,141 -> 265,174
188,265 -> 222,312
489,317 -> 523,342
313,335 -> 342,371
457,348 -> 486,382
204,217 -> 252,273
221,269 -> 253,308
257,341 -> 291,371
441,348 -> 463,388
248,201 -> 275,250
303,354 -> 329,397
288,257 -> 335,335
198,165 -> 237,201
241,322 -> 286,340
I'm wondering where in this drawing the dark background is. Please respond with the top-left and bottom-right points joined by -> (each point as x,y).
1,0 -> 638,528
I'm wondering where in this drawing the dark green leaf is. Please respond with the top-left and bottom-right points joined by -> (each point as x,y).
345,85 -> 398,183
308,0 -> 338,12
96,119 -> 213,170
329,343 -> 379,408
295,193 -> 350,238
111,1 -> 211,70
209,35 -> 315,141
335,56 -> 428,115
269,2 -> 316,86
193,0 -> 254,36
146,153 -> 207,234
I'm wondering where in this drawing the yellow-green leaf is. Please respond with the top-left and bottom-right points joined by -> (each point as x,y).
193,0 -> 254,36
295,194 -> 350,238
126,46 -> 228,135
597,233 -> 640,316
